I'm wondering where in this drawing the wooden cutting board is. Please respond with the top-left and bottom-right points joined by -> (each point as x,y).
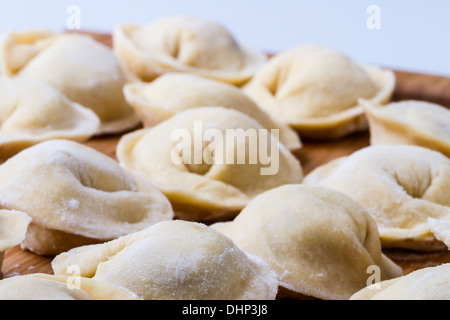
1,32 -> 450,293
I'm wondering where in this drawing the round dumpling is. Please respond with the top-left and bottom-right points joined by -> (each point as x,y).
123,72 -> 301,151
0,139 -> 174,256
350,263 -> 450,300
52,220 -> 279,300
117,107 -> 303,221
0,30 -> 139,134
0,77 -> 100,162
113,16 -> 266,85
0,210 -> 31,272
361,99 -> 450,157
243,45 -> 395,138
304,145 -> 450,251
0,273 -> 140,300
211,184 -> 403,300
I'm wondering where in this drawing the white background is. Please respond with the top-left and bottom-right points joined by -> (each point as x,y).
1,0 -> 449,76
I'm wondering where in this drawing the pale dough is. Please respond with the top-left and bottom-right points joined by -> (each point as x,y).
117,107 -> 303,221
0,209 -> 31,270
0,273 -> 141,300
52,220 -> 279,300
0,30 -> 139,134
113,16 -> 266,85
123,72 -> 302,151
428,218 -> 450,249
304,145 -> 450,251
243,45 -> 395,138
211,184 -> 403,300
350,263 -> 450,300
361,99 -> 450,157
0,139 -> 174,256
0,77 -> 100,162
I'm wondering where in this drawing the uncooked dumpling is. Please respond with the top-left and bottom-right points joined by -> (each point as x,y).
0,77 -> 100,162
117,107 -> 303,221
350,263 -> 450,300
0,273 -> 141,300
0,210 -> 31,270
123,73 -> 301,151
0,30 -> 139,134
0,139 -> 174,256
113,16 -> 266,85
211,184 -> 403,300
428,218 -> 450,248
304,145 -> 450,251
243,45 -> 395,138
52,220 -> 279,300
361,99 -> 450,157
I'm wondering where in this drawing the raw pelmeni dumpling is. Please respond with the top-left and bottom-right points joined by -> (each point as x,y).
0,77 -> 100,162
123,73 -> 301,151
350,263 -> 450,300
52,220 -> 279,300
0,210 -> 31,271
0,273 -> 141,300
0,30 -> 139,134
427,218 -> 450,249
113,16 -> 266,85
0,139 -> 174,256
211,184 -> 403,300
117,107 -> 303,221
360,99 -> 450,157
243,45 -> 395,138
304,145 -> 450,251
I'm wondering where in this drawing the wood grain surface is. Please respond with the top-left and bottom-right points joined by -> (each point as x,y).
1,32 -> 450,296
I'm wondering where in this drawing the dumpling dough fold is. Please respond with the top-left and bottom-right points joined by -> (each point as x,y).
0,273 -> 141,300
117,107 -> 303,221
0,77 -> 100,162
123,72 -> 302,151
243,45 -> 395,138
428,218 -> 450,249
211,184 -> 403,300
0,30 -> 139,134
52,220 -> 279,300
0,210 -> 31,271
113,16 -> 267,85
304,145 -> 450,251
350,263 -> 450,300
0,139 -> 174,256
361,99 -> 450,157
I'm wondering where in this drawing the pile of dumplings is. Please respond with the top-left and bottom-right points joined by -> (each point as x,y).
0,15 -> 449,301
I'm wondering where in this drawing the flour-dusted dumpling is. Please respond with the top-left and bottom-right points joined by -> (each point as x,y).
361,99 -> 450,157
0,273 -> 141,300
350,263 -> 450,300
117,107 -> 303,221
113,16 -> 267,85
123,73 -> 301,151
244,45 -> 395,138
211,184 -> 403,300
428,218 -> 450,249
52,220 -> 279,300
0,77 -> 100,162
0,30 -> 139,134
304,145 -> 450,251
0,139 -> 174,256
0,210 -> 31,270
